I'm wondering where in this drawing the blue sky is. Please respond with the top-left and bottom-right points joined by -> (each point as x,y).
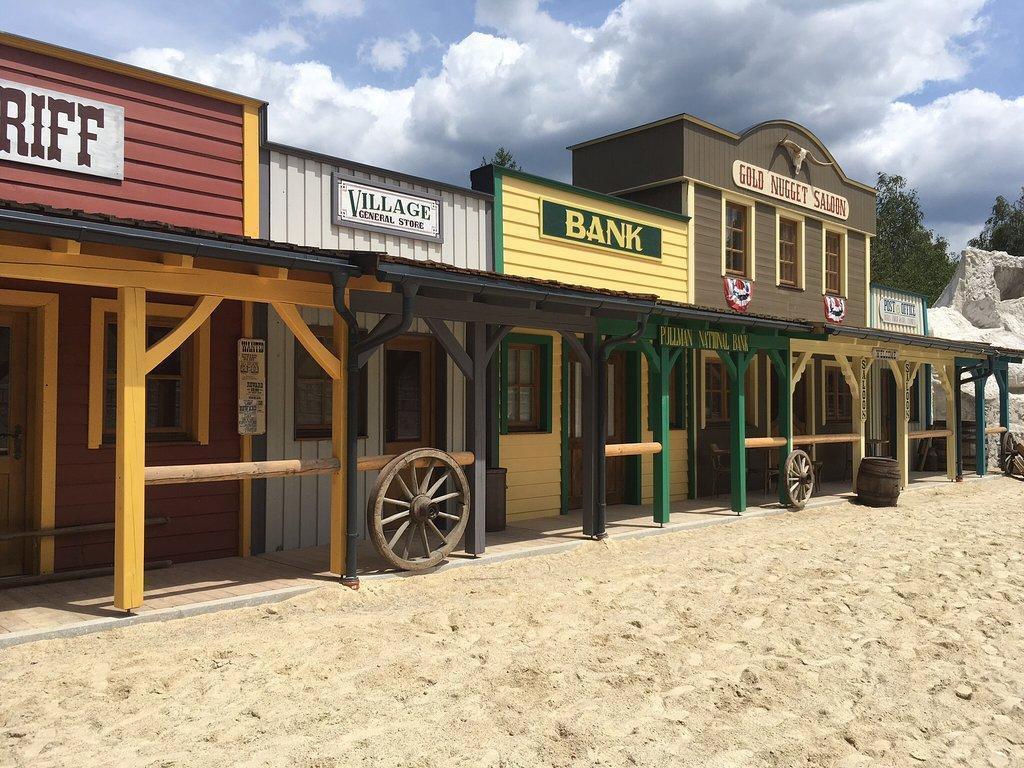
3,0 -> 1024,251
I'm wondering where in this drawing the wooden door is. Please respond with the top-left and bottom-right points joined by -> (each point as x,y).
568,350 -> 628,509
383,335 -> 436,455
0,311 -> 29,576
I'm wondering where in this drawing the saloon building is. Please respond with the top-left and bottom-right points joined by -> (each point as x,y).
0,33 -> 1020,614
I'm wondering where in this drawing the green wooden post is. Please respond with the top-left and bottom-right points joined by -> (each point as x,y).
975,373 -> 987,476
768,349 -> 792,506
720,349 -> 751,515
651,345 -> 671,525
997,363 -> 1010,431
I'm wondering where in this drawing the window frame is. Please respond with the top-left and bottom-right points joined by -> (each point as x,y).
499,333 -> 553,434
822,227 -> 848,297
776,212 -> 805,289
89,298 -> 211,448
821,362 -> 853,423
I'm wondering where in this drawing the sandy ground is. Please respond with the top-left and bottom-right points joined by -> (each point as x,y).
3,479 -> 1024,767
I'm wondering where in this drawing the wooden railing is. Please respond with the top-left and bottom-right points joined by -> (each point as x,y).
144,451 -> 476,486
744,433 -> 860,449
605,441 -> 662,457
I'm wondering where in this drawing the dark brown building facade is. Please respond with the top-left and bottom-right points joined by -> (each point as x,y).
570,115 -> 875,327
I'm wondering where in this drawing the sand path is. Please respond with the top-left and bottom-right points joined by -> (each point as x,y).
2,478 -> 1024,767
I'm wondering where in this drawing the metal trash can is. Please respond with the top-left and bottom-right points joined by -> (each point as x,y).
485,467 -> 508,532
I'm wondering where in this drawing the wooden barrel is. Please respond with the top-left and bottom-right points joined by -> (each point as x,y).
855,457 -> 901,507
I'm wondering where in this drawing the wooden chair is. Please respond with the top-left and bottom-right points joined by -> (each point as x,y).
710,443 -> 731,498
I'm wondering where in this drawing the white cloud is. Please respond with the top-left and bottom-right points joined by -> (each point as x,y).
121,0 -> 1008,246
297,0 -> 365,19
244,23 -> 308,54
359,31 -> 423,72
839,89 -> 1024,251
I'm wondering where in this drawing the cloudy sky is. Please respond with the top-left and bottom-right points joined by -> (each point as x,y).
4,0 -> 1024,252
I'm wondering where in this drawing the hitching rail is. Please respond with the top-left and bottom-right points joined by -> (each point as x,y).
605,441 -> 662,457
745,433 -> 861,449
144,453 -> 477,485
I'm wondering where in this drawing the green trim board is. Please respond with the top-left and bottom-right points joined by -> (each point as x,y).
493,170 -> 504,272
499,332 -> 554,434
559,337 -> 570,515
491,164 -> 692,226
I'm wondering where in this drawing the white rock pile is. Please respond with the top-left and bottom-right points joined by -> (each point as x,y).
929,248 -> 1024,465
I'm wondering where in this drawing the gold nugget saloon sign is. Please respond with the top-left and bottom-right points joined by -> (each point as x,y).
540,199 -> 662,258
659,326 -> 749,352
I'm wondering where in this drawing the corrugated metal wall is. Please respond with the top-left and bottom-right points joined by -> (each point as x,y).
264,149 -> 488,552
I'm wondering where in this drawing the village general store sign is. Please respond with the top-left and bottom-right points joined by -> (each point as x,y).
0,79 -> 124,179
541,199 -> 662,258
659,325 -> 749,352
732,160 -> 849,221
332,174 -> 442,243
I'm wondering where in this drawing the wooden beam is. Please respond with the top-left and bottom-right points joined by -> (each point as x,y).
791,351 -> 812,392
424,316 -> 472,380
329,311 -> 347,577
147,457 -> 340,485
0,244 -> 334,306
114,286 -> 147,611
271,302 -> 342,380
143,296 -> 222,373
239,301 -> 253,558
357,451 -> 476,473
49,237 -> 80,255
605,441 -> 662,457
257,265 -> 288,280
161,253 -> 193,269
792,432 -> 861,445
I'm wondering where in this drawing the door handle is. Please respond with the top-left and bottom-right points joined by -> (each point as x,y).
0,425 -> 22,460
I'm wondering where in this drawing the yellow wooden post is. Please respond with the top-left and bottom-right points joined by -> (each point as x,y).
850,356 -> 870,485
888,359 -> 908,489
939,363 -> 957,480
114,286 -> 147,611
329,309 -> 347,576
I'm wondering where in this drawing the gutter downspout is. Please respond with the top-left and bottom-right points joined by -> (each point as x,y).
331,270 -> 417,587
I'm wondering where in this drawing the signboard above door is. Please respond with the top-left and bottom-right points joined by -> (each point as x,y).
0,79 -> 125,180
540,199 -> 662,258
732,160 -> 849,221
877,295 -> 919,328
332,174 -> 443,243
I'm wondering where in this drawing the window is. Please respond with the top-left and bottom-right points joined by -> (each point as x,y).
705,357 -> 729,423
102,317 -> 193,442
778,217 -> 800,287
500,333 -> 552,434
293,328 -> 368,440
507,343 -> 541,431
724,202 -> 748,276
824,365 -> 852,421
825,230 -> 843,295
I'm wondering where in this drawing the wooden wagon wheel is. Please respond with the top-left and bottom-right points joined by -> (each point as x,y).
1001,430 -> 1020,458
784,449 -> 815,509
367,448 -> 471,571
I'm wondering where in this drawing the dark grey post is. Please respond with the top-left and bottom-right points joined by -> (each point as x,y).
581,332 -> 599,538
954,365 -> 963,481
465,321 -> 488,555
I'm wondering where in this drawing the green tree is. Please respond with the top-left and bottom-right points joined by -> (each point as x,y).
872,172 -> 956,305
969,188 -> 1024,256
482,146 -> 521,170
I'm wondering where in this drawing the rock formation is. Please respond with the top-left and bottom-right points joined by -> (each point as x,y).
929,248 -> 1024,466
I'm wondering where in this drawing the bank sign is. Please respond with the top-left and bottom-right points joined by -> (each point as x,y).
732,160 -> 849,221
0,79 -> 124,180
659,325 -> 749,352
540,199 -> 661,258
332,174 -> 443,243
877,295 -> 919,329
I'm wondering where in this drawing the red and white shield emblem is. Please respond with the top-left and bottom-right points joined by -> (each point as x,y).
823,295 -> 847,323
723,277 -> 753,312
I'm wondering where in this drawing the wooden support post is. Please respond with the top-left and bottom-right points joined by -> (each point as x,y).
768,349 -> 792,506
593,337 -> 609,538
114,286 -> 147,611
720,349 -> 752,514
996,365 -> 1010,430
954,365 -> 963,481
239,301 -> 253,557
887,359 -> 909,489
581,333 -> 599,537
465,322 -> 487,555
651,346 -> 671,525
329,310 -> 347,575
975,372 -> 988,476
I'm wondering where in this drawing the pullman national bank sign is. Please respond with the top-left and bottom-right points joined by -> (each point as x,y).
0,79 -> 125,180
732,160 -> 849,221
332,174 -> 443,243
